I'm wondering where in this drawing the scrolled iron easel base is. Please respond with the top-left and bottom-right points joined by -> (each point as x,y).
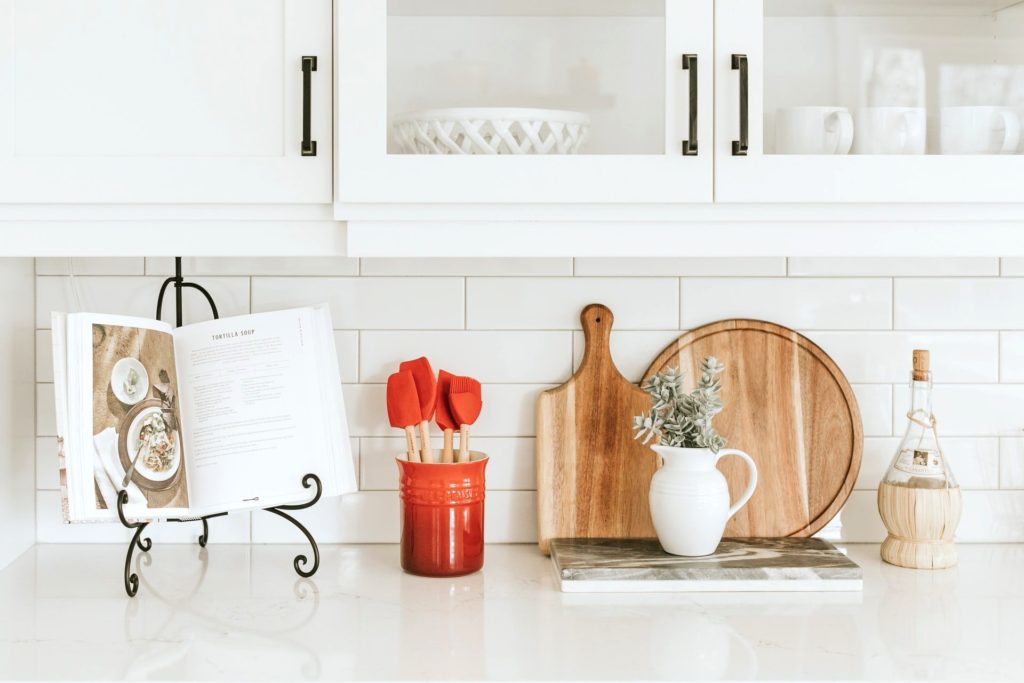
263,473 -> 323,578
117,474 -> 323,597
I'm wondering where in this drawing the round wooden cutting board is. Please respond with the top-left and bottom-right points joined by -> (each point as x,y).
643,320 -> 862,538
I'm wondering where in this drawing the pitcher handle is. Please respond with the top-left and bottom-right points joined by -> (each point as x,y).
716,448 -> 758,519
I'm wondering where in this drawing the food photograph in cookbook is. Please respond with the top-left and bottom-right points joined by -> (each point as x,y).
90,323 -> 188,511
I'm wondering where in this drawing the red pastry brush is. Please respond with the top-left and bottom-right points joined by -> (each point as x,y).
399,357 -> 437,463
435,370 -> 457,463
449,376 -> 482,463
386,370 -> 421,462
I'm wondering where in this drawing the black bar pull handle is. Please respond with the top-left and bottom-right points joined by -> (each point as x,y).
731,53 -> 749,156
681,54 -> 698,156
301,56 -> 318,157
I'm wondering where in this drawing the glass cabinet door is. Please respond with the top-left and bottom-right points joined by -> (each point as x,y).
337,0 -> 713,206
716,0 -> 1024,202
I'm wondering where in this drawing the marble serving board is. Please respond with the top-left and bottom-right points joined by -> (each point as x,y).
550,538 -> 862,593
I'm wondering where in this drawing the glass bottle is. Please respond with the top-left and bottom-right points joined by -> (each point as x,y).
878,350 -> 962,569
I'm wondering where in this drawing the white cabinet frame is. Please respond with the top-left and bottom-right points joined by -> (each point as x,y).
714,0 -> 1024,204
335,0 -> 714,208
0,0 -> 332,204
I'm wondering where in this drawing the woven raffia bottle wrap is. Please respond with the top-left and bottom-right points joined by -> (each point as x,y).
877,350 -> 963,569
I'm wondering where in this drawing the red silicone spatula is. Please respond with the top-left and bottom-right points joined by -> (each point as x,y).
449,376 -> 482,463
387,370 -> 422,462
435,370 -> 457,463
399,357 -> 436,463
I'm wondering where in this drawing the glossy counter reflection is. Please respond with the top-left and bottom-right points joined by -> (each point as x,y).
1,544 -> 1023,680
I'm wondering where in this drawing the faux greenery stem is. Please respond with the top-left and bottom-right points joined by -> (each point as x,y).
633,357 -> 727,452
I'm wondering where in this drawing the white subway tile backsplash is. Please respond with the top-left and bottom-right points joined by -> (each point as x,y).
360,331 -> 572,384
36,383 -> 55,437
681,279 -> 892,330
575,258 -> 786,277
1000,438 -> 1024,488
335,331 -> 360,384
35,276 -> 249,328
36,437 -> 57,490
147,257 -> 359,276
36,491 -> 252,543
36,330 -> 53,383
789,258 -> 999,277
361,258 -> 571,276
571,330 -> 682,383
1000,259 -> 1024,276
252,277 -> 464,330
467,278 -> 679,330
852,385 -> 893,437
836,490 -> 1024,542
834,492 -> 887,542
893,384 -> 1024,436
252,491 -> 397,543
1000,332 -> 1024,382
36,258 -> 145,276
856,437 -> 999,490
29,258 -> 1024,543
895,278 -> 1024,329
343,384 -> 384,437
957,492 -> 1024,542
472,385 -> 552,437
807,331 -> 998,383
360,437 -> 534,491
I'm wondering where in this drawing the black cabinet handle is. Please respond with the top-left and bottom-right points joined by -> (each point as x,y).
731,54 -> 748,156
681,54 -> 698,156
301,56 -> 317,157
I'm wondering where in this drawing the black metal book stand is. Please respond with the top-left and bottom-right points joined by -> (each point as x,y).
116,257 -> 321,597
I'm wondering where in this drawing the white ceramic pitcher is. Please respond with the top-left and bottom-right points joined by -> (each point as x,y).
649,446 -> 758,556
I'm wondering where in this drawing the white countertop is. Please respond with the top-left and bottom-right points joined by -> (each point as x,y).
0,542 -> 1021,681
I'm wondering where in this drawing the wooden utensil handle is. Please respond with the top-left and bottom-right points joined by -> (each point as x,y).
418,421 -> 433,463
442,429 -> 454,463
404,426 -> 420,462
458,425 -> 470,463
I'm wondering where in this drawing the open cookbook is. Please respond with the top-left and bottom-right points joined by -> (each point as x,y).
52,305 -> 356,522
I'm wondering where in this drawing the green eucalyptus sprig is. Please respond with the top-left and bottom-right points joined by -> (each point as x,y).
633,356 -> 727,452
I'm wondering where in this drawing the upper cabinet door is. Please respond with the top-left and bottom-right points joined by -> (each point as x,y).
336,0 -> 713,206
716,0 -> 1024,203
0,0 -> 331,204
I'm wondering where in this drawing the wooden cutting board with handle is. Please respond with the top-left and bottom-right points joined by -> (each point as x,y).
536,304 -> 658,554
643,319 -> 862,538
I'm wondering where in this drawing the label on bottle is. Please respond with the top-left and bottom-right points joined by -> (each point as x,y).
893,448 -> 945,476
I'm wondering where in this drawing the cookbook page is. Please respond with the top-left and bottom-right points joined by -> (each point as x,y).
67,313 -> 189,521
173,307 -> 350,513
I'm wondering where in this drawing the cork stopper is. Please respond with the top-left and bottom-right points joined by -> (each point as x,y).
912,349 -> 930,381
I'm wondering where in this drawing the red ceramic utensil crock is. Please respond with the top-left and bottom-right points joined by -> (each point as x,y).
396,454 -> 488,577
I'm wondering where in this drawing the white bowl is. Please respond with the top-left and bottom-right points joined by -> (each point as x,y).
111,357 -> 149,405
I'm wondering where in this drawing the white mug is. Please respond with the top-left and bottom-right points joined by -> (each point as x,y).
941,106 -> 1021,154
774,106 -> 853,155
853,107 -> 926,154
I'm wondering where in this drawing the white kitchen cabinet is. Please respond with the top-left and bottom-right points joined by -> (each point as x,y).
715,0 -> 1024,203
0,0 -> 332,204
335,0 -> 714,207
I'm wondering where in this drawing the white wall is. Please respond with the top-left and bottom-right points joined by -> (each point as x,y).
0,259 -> 36,569
31,256 -> 1024,545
